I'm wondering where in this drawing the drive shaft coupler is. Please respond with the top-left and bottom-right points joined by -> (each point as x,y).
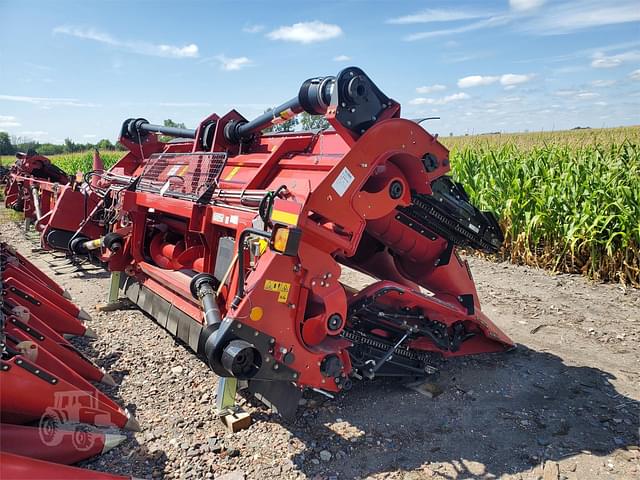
190,273 -> 222,327
224,75 -> 335,144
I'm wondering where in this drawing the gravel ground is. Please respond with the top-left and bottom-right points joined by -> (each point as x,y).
2,208 -> 639,480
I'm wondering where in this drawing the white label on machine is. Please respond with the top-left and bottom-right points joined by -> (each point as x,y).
167,165 -> 182,177
213,212 -> 225,223
230,215 -> 239,225
331,167 -> 355,197
159,181 -> 171,196
468,223 -> 480,233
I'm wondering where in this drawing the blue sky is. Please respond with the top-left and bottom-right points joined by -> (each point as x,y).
0,0 -> 639,144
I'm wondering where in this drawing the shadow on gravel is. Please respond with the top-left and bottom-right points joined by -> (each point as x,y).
77,435 -> 168,479
286,345 -> 639,478
26,250 -> 110,279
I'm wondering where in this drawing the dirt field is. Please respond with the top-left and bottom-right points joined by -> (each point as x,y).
2,209 -> 638,480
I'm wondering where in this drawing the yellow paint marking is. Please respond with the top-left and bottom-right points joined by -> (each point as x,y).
224,166 -> 240,181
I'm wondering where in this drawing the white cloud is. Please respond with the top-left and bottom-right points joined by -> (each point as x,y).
83,134 -> 97,138
242,24 -> 264,34
445,52 -> 491,64
333,55 -> 351,62
404,15 -> 511,40
591,50 -> 640,68
20,130 -> 48,137
267,21 -> 342,44
53,26 -> 198,58
409,92 -> 470,105
576,92 -> 599,99
215,55 -> 252,71
458,75 -> 499,88
630,69 -> 640,81
388,9 -> 490,24
23,62 -> 53,71
0,94 -> 99,107
523,1 -> 640,34
500,73 -> 534,85
441,92 -> 470,103
402,2 -> 640,42
554,89 -> 578,96
0,115 -> 20,128
509,0 -> 545,11
416,84 -> 446,94
590,79 -> 617,87
554,90 -> 600,99
457,73 -> 534,88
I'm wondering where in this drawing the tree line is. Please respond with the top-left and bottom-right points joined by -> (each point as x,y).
0,114 -> 330,156
262,111 -> 330,133
0,131 -> 126,156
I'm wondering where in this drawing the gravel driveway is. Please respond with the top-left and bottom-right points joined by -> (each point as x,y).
2,208 -> 638,480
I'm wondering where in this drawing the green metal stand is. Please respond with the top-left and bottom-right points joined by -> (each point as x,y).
108,271 -> 122,303
96,271 -> 129,312
215,377 -> 251,431
107,272 -> 122,303
215,377 -> 238,415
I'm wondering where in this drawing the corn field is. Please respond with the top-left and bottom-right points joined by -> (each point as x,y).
3,127 -> 639,286
48,151 -> 122,173
0,151 -> 122,171
445,127 -> 640,287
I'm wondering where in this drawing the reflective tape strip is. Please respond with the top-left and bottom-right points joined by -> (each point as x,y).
271,210 -> 299,226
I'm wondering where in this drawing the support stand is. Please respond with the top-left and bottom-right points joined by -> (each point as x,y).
96,272 -> 133,311
215,377 -> 251,432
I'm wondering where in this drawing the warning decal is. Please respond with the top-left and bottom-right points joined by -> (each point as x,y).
264,280 -> 291,303
331,167 -> 355,197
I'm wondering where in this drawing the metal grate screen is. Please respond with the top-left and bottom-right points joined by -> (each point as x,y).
137,152 -> 227,200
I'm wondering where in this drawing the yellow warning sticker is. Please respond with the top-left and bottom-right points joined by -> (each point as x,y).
264,280 -> 291,303
279,108 -> 295,120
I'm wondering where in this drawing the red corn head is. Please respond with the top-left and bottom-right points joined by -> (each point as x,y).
5,331 -> 121,411
2,262 -> 90,320
0,242 -> 69,298
0,452 -> 140,480
0,356 -> 139,431
4,311 -> 113,385
0,423 -> 126,464
2,277 -> 94,337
